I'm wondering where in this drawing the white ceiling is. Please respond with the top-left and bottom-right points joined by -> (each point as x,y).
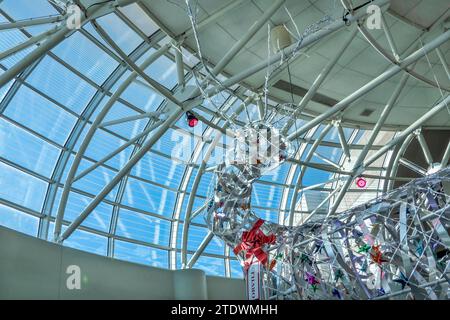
133,0 -> 449,127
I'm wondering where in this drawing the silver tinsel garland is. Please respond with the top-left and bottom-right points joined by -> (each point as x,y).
205,124 -> 450,300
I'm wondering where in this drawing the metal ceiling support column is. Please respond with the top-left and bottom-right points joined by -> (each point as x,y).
296,177 -> 347,194
358,26 -> 450,92
327,72 -> 410,216
0,15 -> 65,30
287,157 -> 346,175
337,122 -> 351,160
313,151 -> 341,169
187,231 -> 214,268
59,108 -> 184,241
175,45 -> 186,90
398,157 -> 427,175
380,12 -> 400,61
0,23 -> 68,87
178,0 -> 247,40
363,94 -> 450,169
224,246 -> 231,277
211,0 -> 285,75
279,131 -> 313,225
416,131 -> 433,166
281,27 -> 358,134
436,48 -> 450,80
385,134 -> 414,192
203,0 -> 390,100
179,98 -> 248,267
0,27 -> 61,61
0,0 -> 138,88
441,140 -> 450,168
257,96 -> 265,120
189,202 -> 209,222
107,97 -> 169,258
54,43 -> 171,241
180,133 -> 222,267
287,29 -> 450,141
99,111 -> 163,127
302,185 -> 342,224
288,124 -> 332,226
93,23 -> 183,107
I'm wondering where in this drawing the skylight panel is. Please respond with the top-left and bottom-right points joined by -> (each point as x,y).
116,208 -> 171,246
119,80 -> 164,113
0,28 -> 35,68
0,0 -> 58,20
72,159 -> 120,201
119,3 -> 159,37
52,31 -> 120,85
0,161 -> 48,212
144,54 -> 178,89
122,177 -> 177,217
0,117 -> 60,177
96,13 -> 142,55
0,203 -> 39,236
4,85 -> 77,145
63,228 -> 108,256
131,152 -> 185,189
114,239 -> 169,268
195,255 -> 225,276
26,56 -> 96,114
62,191 -> 112,233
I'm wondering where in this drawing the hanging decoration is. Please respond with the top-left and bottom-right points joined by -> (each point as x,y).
186,111 -> 199,128
204,122 -> 450,300
174,0 -> 450,300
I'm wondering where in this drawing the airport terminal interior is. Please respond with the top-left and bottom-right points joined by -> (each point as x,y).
0,0 -> 449,300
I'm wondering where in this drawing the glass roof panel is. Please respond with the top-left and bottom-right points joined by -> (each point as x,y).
52,31 -> 120,85
4,85 -> 77,145
26,56 -> 96,114
0,1 -> 402,279
0,117 -> 60,177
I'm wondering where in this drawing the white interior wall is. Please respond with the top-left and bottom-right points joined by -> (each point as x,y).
0,226 -> 245,300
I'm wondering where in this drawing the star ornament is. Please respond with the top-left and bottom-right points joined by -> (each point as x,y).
305,272 -> 320,287
332,288 -> 342,299
300,253 -> 312,265
357,243 -> 371,254
359,259 -> 368,273
370,245 -> 388,266
334,269 -> 344,281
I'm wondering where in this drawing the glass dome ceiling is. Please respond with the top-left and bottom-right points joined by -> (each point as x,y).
0,0 -> 448,278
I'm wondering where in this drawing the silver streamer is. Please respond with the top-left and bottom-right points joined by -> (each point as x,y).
205,124 -> 450,300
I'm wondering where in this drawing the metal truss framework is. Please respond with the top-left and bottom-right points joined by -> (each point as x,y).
0,0 -> 449,275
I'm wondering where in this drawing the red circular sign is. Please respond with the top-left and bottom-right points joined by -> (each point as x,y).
356,177 -> 367,189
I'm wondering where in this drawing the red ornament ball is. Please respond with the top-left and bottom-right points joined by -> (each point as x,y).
186,111 -> 199,128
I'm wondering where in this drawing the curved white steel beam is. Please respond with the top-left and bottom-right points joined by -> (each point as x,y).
54,43 -> 171,241
288,30 -> 450,141
0,0 -> 139,88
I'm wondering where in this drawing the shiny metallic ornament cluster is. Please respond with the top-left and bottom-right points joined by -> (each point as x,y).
206,125 -> 450,300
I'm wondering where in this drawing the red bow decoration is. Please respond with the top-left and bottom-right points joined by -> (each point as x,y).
233,219 -> 276,271
370,245 -> 387,266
